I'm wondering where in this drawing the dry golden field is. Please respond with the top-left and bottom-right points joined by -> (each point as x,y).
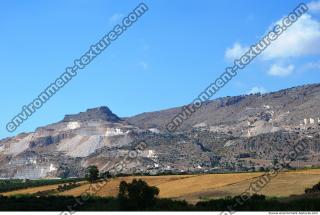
3,169 -> 320,203
2,183 -> 67,196
58,175 -> 195,197
1,181 -> 87,196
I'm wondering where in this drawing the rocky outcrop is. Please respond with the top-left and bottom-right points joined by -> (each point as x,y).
63,106 -> 122,123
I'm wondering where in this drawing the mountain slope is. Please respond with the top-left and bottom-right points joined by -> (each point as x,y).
0,83 -> 320,179
126,83 -> 320,133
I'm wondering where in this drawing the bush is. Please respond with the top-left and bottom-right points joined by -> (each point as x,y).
305,181 -> 320,194
56,183 -> 80,192
100,171 -> 112,179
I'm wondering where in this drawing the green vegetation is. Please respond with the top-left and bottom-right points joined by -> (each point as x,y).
118,179 -> 160,210
195,194 -> 320,211
57,182 -> 81,192
85,165 -> 99,183
0,178 -> 83,193
1,193 -> 320,211
305,181 -> 320,194
1,178 -> 320,211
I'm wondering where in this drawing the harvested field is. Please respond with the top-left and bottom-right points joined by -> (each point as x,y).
1,181 -> 87,196
3,169 -> 320,203
58,175 -> 195,197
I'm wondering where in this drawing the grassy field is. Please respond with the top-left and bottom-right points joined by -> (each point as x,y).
2,169 -> 320,203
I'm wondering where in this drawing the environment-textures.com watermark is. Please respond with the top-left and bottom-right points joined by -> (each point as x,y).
6,3 -> 149,133
221,138 -> 309,215
166,3 -> 308,132
60,141 -> 148,215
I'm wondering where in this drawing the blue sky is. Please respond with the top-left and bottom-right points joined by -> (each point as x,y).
1,0 -> 320,139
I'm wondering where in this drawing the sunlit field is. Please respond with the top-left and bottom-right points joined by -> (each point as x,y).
3,169 -> 320,203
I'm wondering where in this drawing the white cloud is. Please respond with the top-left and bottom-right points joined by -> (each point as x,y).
247,87 -> 267,94
308,1 -> 320,13
225,11 -> 320,61
263,14 -> 320,59
268,64 -> 295,77
225,42 -> 249,60
224,2 -> 320,78
109,13 -> 123,24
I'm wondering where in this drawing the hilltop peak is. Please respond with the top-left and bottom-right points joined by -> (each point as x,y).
62,106 -> 121,123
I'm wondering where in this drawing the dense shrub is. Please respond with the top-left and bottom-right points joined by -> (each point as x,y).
305,181 -> 320,194
118,179 -> 159,210
57,182 -> 80,192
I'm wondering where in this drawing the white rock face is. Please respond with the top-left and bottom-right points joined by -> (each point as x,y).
30,158 -> 37,164
15,164 -> 56,179
303,118 -> 319,125
310,118 -> 315,124
105,128 -> 124,137
193,122 -> 207,128
57,135 -> 104,157
148,128 -> 160,133
49,163 -> 57,172
244,120 -> 281,137
247,130 -> 252,137
224,140 -> 236,147
0,145 -> 4,153
147,150 -> 156,158
67,122 -> 81,130
6,135 -> 32,156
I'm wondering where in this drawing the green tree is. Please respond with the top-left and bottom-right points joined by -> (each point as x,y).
305,181 -> 320,194
85,165 -> 99,183
272,158 -> 279,166
100,171 -> 112,179
118,179 -> 159,210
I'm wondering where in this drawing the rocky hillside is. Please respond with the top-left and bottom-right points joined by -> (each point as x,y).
127,84 -> 320,133
0,83 -> 320,179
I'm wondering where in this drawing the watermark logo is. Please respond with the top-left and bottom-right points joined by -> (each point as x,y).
166,3 -> 308,132
6,3 -> 149,133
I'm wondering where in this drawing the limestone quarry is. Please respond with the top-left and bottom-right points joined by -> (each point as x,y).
1,84 -> 320,179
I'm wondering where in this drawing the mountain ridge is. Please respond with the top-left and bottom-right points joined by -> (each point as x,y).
0,83 -> 320,179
